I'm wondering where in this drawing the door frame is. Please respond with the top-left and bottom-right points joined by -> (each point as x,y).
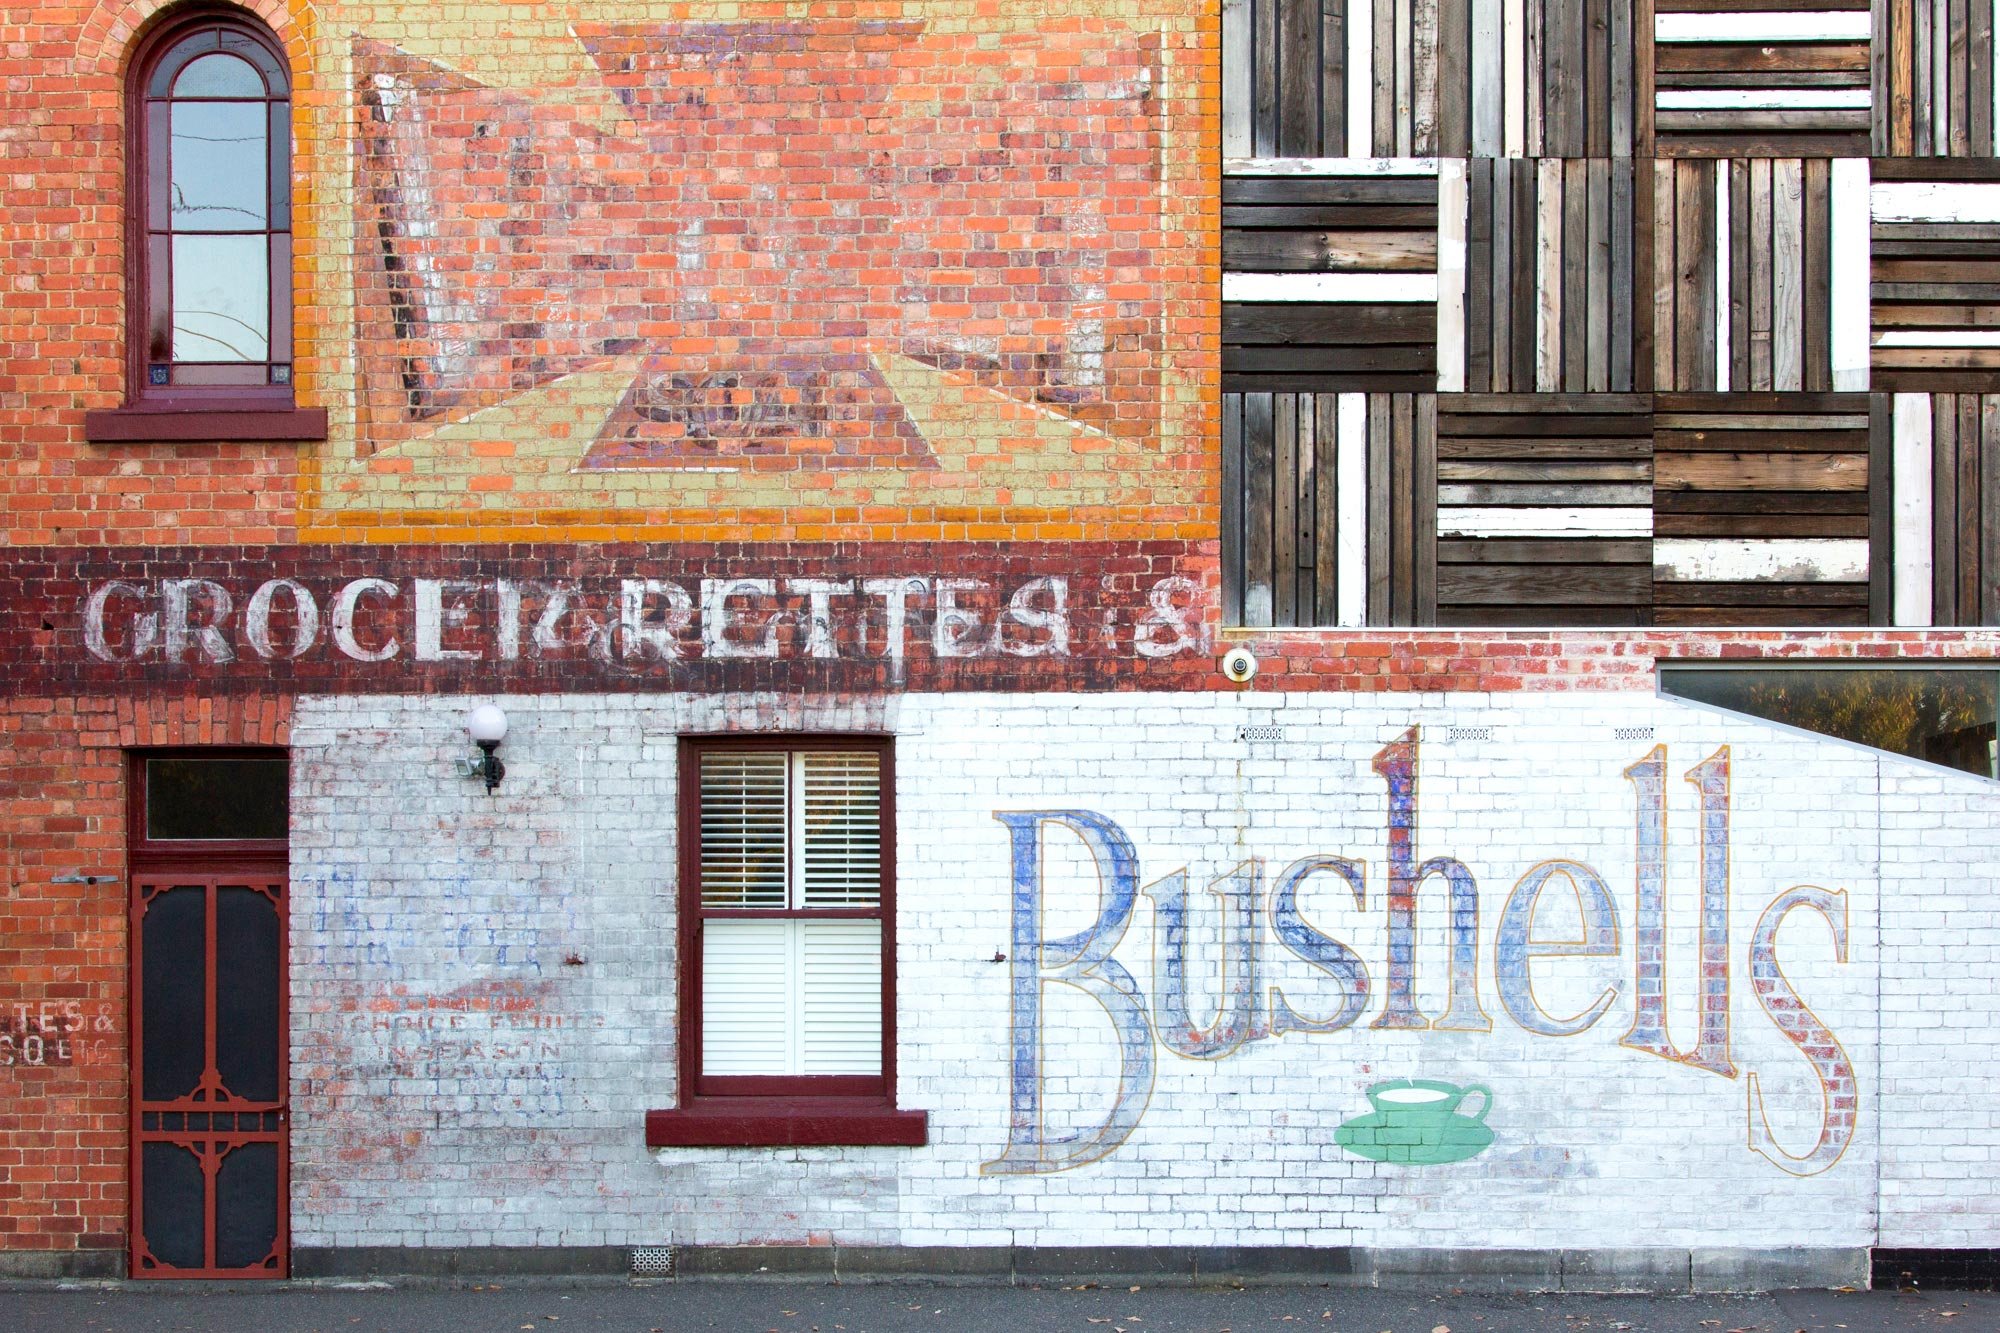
127,748 -> 290,1279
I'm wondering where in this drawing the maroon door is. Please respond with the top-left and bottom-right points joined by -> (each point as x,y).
129,754 -> 289,1278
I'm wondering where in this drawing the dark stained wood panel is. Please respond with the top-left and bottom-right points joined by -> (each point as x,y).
1225,171 -> 1440,394
1433,394 -> 1653,625
1463,158 -> 1637,394
1646,3 -> 1872,157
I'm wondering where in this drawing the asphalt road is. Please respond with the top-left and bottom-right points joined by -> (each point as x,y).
0,1281 -> 1994,1333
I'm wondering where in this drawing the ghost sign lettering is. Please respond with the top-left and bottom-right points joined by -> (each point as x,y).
986,729 -> 1855,1178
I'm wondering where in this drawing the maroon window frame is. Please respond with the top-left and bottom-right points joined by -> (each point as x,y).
85,6 -> 325,443
646,735 -> 927,1148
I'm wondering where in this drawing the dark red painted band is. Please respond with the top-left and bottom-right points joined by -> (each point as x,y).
83,406 -> 329,442
646,1100 -> 929,1148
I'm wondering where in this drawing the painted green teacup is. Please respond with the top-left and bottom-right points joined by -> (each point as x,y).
1336,1079 -> 1495,1164
1366,1079 -> 1491,1121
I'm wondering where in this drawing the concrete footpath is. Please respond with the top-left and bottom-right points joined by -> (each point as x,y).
0,1279 -> 1994,1333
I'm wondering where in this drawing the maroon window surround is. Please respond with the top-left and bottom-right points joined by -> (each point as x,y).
646,735 -> 927,1148
85,6 -> 325,443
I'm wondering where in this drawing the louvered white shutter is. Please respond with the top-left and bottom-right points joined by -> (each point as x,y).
696,748 -> 884,1079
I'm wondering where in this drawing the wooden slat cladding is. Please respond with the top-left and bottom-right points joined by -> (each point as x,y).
1433,394 -> 1654,625
1653,392 -> 1879,625
1871,163 -> 2000,393
1434,0 -> 1637,158
1922,393 -> 2000,624
1223,171 -> 1439,393
1651,158 -> 1846,393
1874,0 -> 1998,155
1222,0 -> 1351,157
1222,392 -> 1433,626
1647,1 -> 1874,157
1460,159 -> 1637,393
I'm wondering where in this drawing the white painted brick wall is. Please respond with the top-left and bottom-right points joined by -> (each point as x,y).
286,690 -> 2000,1251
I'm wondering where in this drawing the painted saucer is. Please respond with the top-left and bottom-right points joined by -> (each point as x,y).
1333,1110 -> 1494,1165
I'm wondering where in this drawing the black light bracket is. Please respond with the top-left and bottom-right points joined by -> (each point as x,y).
475,739 -> 505,794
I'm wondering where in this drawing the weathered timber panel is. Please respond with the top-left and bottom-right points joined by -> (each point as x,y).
1652,158 -> 1846,393
1224,172 -> 1440,393
1435,0 -> 1638,158
1874,0 -> 1999,155
1647,0 -> 1874,157
1653,392 -> 1879,625
1922,392 -> 2000,624
1433,393 -> 1654,624
1223,391 -> 1433,626
1461,158 -> 1637,393
1871,162 -> 2000,393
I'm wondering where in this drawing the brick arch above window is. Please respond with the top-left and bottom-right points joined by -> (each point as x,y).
74,0 -> 310,84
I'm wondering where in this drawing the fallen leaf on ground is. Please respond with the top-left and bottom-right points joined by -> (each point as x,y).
1434,1325 -> 1451,1332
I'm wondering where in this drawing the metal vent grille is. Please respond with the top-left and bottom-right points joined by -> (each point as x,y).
1614,726 -> 1655,742
1239,725 -> 1284,743
630,1246 -> 676,1278
1449,727 -> 1493,742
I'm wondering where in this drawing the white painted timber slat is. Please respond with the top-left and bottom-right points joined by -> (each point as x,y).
1871,182 -> 2000,222
1654,13 -> 1872,42
1347,0 -> 1375,158
1875,331 -> 2000,346
1893,393 -> 1935,626
1829,159 -> 1870,392
1437,507 -> 1655,538
1223,273 -> 1440,302
1655,89 -> 1872,109
1336,394 -> 1368,627
1436,159 -> 1469,391
1223,157 -> 1441,176
1221,0 -> 1250,159
1653,538 -> 1870,583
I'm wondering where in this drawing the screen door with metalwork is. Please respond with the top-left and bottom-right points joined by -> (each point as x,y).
129,752 -> 289,1278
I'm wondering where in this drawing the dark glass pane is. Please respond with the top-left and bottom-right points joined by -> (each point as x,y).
214,1142 -> 279,1270
146,759 -> 288,841
141,886 -> 206,1103
214,885 -> 280,1104
173,52 -> 264,98
268,103 -> 291,231
269,232 -> 293,360
1662,668 -> 1999,779
141,1141 -> 206,1270
172,234 -> 268,362
170,101 -> 267,231
147,102 -> 171,230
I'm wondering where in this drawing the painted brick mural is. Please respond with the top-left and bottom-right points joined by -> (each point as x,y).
278,691 -> 2000,1254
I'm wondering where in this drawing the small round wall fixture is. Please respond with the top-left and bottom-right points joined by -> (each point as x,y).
1220,645 -> 1259,684
466,703 -> 508,793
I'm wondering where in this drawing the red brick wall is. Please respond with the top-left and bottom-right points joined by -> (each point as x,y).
0,695 -> 290,1256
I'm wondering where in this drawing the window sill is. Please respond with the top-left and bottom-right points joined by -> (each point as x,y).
646,1098 -> 929,1148
84,404 -> 328,443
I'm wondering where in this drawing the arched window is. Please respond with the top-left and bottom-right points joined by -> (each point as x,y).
88,7 -> 323,441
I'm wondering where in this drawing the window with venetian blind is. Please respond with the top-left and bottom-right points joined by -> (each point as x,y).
652,737 -> 925,1146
